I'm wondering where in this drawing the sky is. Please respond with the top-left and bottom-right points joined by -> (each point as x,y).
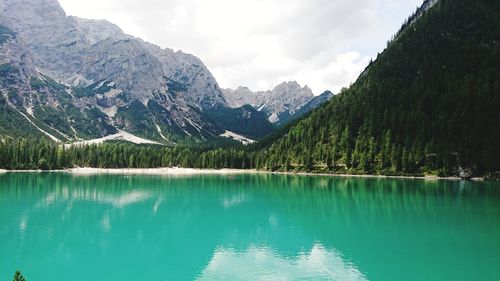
58,0 -> 422,95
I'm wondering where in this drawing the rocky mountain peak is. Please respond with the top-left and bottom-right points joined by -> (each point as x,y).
271,81 -> 313,99
72,17 -> 128,45
273,81 -> 300,90
221,81 -> 320,124
0,0 -> 66,26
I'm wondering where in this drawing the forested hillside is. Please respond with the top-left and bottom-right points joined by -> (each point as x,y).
255,0 -> 500,176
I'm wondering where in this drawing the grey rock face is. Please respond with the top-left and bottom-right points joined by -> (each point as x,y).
145,43 -> 227,109
72,17 -> 127,45
0,0 -> 245,142
275,90 -> 333,126
222,81 -> 315,124
0,24 -> 118,140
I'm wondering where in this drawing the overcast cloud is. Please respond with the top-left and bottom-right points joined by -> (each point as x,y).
58,0 -> 422,94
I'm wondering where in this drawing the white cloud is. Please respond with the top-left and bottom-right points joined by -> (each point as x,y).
58,0 -> 422,94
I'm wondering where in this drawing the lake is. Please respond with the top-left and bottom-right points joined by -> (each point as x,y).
1,173 -> 499,280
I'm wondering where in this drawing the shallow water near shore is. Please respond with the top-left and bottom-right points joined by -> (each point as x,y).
1,173 -> 499,280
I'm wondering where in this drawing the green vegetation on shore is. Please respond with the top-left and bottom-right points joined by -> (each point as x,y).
0,138 -> 498,179
0,138 -> 256,170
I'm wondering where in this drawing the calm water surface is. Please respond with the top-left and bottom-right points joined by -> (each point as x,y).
1,173 -> 499,280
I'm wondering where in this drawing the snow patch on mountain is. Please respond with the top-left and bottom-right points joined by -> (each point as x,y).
155,123 -> 169,142
67,130 -> 162,147
220,130 -> 255,145
15,108 -> 62,143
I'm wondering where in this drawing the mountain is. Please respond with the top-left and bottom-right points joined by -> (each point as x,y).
0,0 -> 274,143
0,22 -> 118,141
256,0 -> 500,177
222,81 -> 318,125
275,90 -> 334,126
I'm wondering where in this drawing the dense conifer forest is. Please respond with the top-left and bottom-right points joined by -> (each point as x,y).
254,0 -> 500,177
0,138 -> 259,170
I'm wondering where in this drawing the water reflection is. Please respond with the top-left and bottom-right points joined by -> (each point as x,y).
222,192 -> 249,209
197,244 -> 367,281
37,189 -> 151,209
152,197 -> 163,215
100,213 -> 111,232
0,173 -> 499,281
18,214 -> 27,232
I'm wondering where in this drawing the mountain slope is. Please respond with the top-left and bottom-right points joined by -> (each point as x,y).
205,104 -> 275,139
0,23 -> 117,141
275,91 -> 333,127
257,0 -> 500,176
0,0 -> 274,143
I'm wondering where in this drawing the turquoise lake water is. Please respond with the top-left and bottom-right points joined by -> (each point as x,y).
1,173 -> 499,280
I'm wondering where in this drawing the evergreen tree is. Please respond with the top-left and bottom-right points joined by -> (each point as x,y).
13,271 -> 26,281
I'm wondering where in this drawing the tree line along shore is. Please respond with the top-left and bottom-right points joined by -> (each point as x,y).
0,138 -> 498,180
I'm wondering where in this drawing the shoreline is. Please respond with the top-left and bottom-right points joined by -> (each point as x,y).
0,167 -> 485,181
0,167 -> 262,176
68,167 -> 264,175
269,171 -> 470,181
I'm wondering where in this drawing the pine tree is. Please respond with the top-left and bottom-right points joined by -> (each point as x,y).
13,271 -> 26,281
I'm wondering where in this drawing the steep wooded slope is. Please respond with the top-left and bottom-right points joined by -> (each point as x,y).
258,0 -> 500,176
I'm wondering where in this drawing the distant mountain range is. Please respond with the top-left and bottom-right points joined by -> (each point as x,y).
222,82 -> 332,126
0,0 -> 329,144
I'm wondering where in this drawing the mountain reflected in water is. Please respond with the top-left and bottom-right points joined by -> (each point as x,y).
1,173 -> 499,280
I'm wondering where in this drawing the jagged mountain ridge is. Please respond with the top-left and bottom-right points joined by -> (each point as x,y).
222,81 -> 332,126
0,0 -> 225,109
0,0 -> 274,143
